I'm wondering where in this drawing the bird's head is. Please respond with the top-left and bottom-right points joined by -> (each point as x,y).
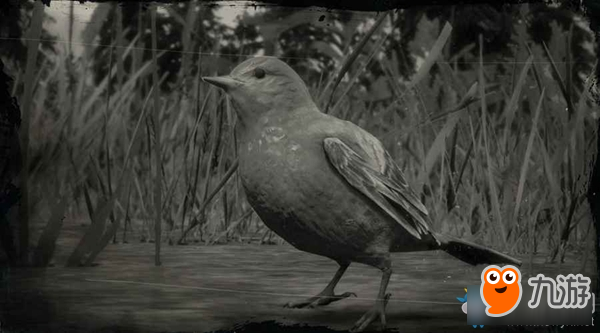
202,57 -> 316,123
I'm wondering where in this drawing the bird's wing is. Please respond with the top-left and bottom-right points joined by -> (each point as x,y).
323,137 -> 431,239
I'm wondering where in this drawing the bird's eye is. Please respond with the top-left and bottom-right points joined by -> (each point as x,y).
486,271 -> 499,284
254,67 -> 266,79
503,271 -> 516,284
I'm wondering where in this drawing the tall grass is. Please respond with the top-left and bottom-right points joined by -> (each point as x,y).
18,0 -> 44,264
151,3 -> 163,267
8,4 -> 597,269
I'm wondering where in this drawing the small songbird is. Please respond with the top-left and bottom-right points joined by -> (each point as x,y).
203,57 -> 521,332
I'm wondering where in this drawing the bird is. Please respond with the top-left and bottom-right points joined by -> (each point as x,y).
202,56 -> 521,332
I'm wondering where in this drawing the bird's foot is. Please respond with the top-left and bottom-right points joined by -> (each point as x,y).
350,293 -> 391,332
284,290 -> 356,309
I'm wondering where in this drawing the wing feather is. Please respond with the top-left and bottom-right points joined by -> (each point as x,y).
381,151 -> 429,216
323,137 -> 431,239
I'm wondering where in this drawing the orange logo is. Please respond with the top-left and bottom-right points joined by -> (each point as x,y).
480,265 -> 522,317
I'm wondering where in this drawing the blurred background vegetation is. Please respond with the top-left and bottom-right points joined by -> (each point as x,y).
0,0 -> 597,270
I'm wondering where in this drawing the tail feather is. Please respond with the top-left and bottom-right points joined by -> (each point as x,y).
434,233 -> 522,267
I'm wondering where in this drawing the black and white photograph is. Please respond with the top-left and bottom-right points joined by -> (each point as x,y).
0,0 -> 599,332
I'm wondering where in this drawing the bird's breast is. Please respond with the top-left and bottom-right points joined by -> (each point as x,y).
242,126 -> 304,170
237,125 -> 329,222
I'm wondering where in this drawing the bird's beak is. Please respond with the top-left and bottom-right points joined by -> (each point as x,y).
202,76 -> 242,91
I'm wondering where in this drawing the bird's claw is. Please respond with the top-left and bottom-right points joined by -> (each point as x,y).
310,292 -> 357,308
350,293 -> 391,332
284,291 -> 357,309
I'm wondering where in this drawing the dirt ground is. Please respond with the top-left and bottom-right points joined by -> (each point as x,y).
0,223 -> 597,333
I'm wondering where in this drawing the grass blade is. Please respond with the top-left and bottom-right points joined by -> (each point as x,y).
208,209 -> 253,245
416,109 -> 463,195
151,4 -> 162,266
322,11 -> 390,112
329,29 -> 390,115
18,0 -> 45,264
501,55 -> 533,152
179,159 -> 239,242
513,88 -> 545,222
542,41 -> 575,116
66,181 -> 125,267
31,196 -> 68,267
382,22 -> 453,120
407,22 -> 453,90
83,174 -> 132,266
479,34 -> 507,246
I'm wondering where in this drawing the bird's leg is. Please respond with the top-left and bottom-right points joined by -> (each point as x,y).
350,263 -> 392,332
284,262 -> 356,308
